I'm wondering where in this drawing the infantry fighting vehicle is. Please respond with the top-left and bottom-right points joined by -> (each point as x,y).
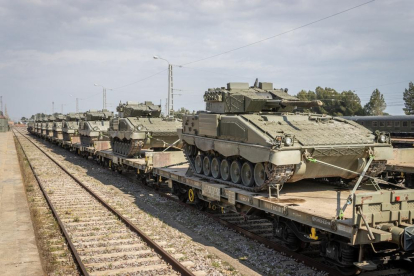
45,114 -> 57,139
52,114 -> 65,142
181,81 -> 393,191
79,109 -> 113,148
62,113 -> 84,144
27,115 -> 35,133
108,101 -> 182,157
40,115 -> 49,137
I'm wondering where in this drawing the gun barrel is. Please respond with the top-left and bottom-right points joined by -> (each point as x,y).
266,100 -> 323,108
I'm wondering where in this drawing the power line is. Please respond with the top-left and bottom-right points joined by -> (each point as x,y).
109,0 -> 375,90
180,0 -> 375,66
112,69 -> 167,90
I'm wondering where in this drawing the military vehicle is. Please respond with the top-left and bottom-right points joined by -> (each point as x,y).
35,114 -> 46,136
181,81 -> 394,192
79,109 -> 113,148
27,115 -> 35,133
52,114 -> 65,142
108,101 -> 182,157
45,114 -> 58,139
40,115 -> 49,137
62,113 -> 84,144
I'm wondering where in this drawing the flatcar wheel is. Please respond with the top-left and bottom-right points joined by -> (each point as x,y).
220,159 -> 231,181
254,162 -> 266,187
241,162 -> 255,187
211,157 -> 221,179
203,156 -> 212,176
230,160 -> 242,184
195,155 -> 204,174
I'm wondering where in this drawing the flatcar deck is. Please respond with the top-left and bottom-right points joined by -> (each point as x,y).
154,166 -> 391,240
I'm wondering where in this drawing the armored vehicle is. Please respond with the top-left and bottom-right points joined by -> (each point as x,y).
108,101 -> 182,157
79,109 -> 113,148
62,113 -> 84,144
40,115 -> 49,137
27,115 -> 35,133
45,115 -> 57,139
181,81 -> 394,191
52,114 -> 65,142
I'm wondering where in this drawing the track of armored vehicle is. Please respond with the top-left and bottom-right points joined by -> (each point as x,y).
108,101 -> 182,157
181,81 -> 393,192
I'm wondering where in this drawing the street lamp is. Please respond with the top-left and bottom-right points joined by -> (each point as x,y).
153,55 -> 173,117
94,84 -> 112,110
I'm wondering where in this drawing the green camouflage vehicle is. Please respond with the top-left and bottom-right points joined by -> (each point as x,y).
181,81 -> 394,192
52,114 -> 65,141
79,109 -> 113,147
62,113 -> 84,144
108,101 -> 182,157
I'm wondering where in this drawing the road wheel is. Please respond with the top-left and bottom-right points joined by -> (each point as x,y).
230,160 -> 242,184
241,162 -> 255,187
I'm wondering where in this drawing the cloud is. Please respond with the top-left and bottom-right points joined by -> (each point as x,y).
0,0 -> 413,119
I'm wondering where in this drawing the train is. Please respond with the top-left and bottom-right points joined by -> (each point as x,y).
24,81 -> 414,275
343,115 -> 414,147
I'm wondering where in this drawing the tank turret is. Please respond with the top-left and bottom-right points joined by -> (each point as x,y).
117,101 -> 161,118
84,109 -> 113,121
204,82 -> 322,113
65,112 -> 85,121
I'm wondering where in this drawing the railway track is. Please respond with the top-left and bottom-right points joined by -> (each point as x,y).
13,129 -> 197,276
17,128 -> 414,276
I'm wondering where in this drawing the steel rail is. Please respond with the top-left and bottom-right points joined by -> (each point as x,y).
159,193 -> 342,276
14,129 -> 195,276
13,130 -> 90,276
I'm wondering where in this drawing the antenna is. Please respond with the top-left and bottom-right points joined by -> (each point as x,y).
0,96 -> 2,113
253,78 -> 259,88
76,98 -> 79,112
52,101 -> 54,113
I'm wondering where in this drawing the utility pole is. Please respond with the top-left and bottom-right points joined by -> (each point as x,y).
103,88 -> 106,110
52,101 -> 54,113
168,64 -> 173,117
76,98 -> 79,113
0,96 -> 2,114
165,98 -> 168,116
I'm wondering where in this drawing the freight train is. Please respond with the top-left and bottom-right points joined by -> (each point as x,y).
25,82 -> 414,275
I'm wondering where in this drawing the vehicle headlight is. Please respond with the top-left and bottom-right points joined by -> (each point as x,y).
137,125 -> 142,131
284,137 -> 293,146
379,134 -> 386,143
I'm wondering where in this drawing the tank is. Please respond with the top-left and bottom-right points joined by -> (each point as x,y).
181,81 -> 394,191
108,101 -> 182,157
52,114 -> 65,141
40,115 -> 49,137
62,113 -> 84,143
27,115 -> 35,133
79,109 -> 113,147
45,114 -> 57,139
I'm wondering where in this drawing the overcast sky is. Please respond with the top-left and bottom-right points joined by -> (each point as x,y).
1,0 -> 413,120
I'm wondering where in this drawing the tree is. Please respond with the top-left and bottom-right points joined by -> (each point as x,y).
403,82 -> 414,115
363,89 -> 387,115
296,87 -> 363,116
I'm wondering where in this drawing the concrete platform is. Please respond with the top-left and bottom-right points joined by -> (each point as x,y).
0,132 -> 44,275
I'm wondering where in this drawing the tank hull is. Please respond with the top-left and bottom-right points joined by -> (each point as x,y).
108,117 -> 181,157
181,113 -> 393,191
